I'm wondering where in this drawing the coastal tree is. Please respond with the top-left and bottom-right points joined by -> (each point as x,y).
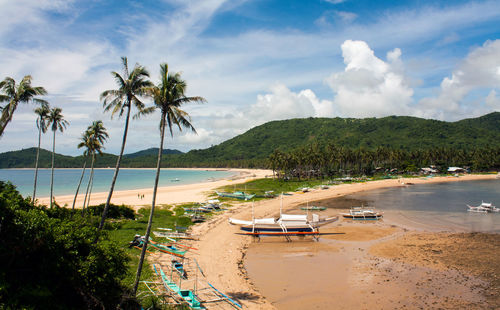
32,103 -> 50,203
132,63 -> 206,295
0,75 -> 48,137
47,107 -> 69,208
97,57 -> 152,239
81,121 -> 108,214
72,131 -> 90,212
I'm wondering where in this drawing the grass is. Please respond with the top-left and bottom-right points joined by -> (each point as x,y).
104,204 -> 195,298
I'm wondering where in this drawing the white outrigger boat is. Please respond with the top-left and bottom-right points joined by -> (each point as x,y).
228,195 -> 338,234
467,201 -> 499,213
229,213 -> 338,233
341,206 -> 383,220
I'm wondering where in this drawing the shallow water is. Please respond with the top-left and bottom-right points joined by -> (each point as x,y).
245,179 -> 500,309
0,168 -> 235,198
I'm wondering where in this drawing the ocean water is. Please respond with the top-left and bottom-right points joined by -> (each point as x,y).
344,179 -> 500,232
0,168 -> 236,198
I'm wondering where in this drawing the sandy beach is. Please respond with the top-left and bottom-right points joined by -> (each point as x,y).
37,168 -> 271,208
180,173 -> 499,309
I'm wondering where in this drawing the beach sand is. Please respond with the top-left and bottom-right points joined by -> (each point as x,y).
182,174 -> 498,309
37,168 -> 271,208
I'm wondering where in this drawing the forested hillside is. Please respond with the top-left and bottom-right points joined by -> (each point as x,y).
1,112 -> 499,168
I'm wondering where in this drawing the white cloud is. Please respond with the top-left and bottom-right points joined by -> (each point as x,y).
325,40 -> 413,117
419,39 -> 500,118
485,90 -> 500,110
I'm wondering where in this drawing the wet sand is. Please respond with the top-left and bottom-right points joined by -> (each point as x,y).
184,173 -> 499,309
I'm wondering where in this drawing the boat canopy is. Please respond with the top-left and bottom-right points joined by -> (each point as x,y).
253,218 -> 276,224
280,214 -> 308,222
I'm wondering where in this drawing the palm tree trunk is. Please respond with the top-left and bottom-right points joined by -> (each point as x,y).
95,103 -> 131,242
86,153 -> 96,210
133,114 -> 166,295
32,122 -> 42,203
82,153 -> 95,215
72,159 -> 87,212
50,129 -> 55,208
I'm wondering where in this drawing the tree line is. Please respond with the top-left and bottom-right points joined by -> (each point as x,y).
268,144 -> 500,179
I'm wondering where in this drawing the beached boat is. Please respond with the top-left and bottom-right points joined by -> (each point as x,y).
300,205 -> 326,211
216,191 -> 255,200
229,213 -> 338,232
157,267 -> 204,309
341,207 -> 383,220
467,201 -> 499,213
172,259 -> 188,279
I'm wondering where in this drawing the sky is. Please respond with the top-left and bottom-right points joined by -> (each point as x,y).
0,0 -> 499,156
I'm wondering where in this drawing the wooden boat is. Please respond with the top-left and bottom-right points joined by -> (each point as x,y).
216,191 -> 255,200
229,213 -> 338,232
467,201 -> 499,213
301,205 -> 326,211
157,267 -> 205,309
341,207 -> 383,220
172,260 -> 188,279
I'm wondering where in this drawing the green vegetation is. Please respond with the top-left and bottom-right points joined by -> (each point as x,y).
0,181 -> 131,309
0,181 -> 198,309
1,112 -> 500,169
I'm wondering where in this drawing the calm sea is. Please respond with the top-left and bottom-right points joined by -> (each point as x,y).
345,179 -> 500,232
0,168 -> 236,198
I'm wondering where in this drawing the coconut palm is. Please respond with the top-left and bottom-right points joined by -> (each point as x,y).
96,57 -> 152,237
0,75 -> 47,137
81,121 -> 108,214
47,107 -> 69,208
32,103 -> 50,203
133,63 -> 205,295
72,131 -> 91,212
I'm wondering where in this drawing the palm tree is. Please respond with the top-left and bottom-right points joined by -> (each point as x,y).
81,121 -> 108,214
0,75 -> 47,137
72,131 -> 91,212
132,63 -> 205,295
96,57 -> 152,238
32,103 -> 50,203
47,107 -> 69,208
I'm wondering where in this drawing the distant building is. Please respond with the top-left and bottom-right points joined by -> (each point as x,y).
420,167 -> 438,174
447,167 -> 466,173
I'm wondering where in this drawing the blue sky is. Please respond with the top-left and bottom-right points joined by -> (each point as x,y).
0,0 -> 499,155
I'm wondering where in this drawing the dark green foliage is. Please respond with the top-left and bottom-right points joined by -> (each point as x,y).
0,181 -> 131,309
1,112 -> 500,169
87,203 -> 136,220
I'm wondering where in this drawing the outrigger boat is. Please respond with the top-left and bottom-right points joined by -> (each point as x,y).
341,206 -> 383,220
216,191 -> 255,200
467,201 -> 499,213
301,205 -> 326,211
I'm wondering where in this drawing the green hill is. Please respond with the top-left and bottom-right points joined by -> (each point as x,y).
177,112 -> 500,165
1,112 -> 499,168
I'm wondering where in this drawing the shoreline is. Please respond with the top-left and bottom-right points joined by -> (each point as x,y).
37,168 -> 271,208
184,174 -> 498,309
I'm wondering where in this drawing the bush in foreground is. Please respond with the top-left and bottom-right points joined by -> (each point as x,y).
0,181 -> 134,309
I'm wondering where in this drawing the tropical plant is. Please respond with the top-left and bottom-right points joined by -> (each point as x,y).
32,103 -> 50,202
72,132 -> 90,212
97,57 -> 152,239
0,75 -> 47,137
133,63 -> 205,294
47,107 -> 69,208
81,120 -> 108,214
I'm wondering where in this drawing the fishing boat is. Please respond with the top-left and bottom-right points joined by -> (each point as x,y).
229,213 -> 338,232
467,201 -> 499,213
341,207 -> 383,220
301,205 -> 326,211
172,260 -> 188,279
216,191 -> 255,200
157,267 -> 205,309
